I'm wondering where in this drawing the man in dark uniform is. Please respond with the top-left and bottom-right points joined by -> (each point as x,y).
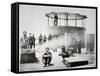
32,34 -> 35,48
39,34 -> 43,44
42,47 -> 52,67
54,13 -> 58,26
28,33 -> 33,49
43,35 -> 47,43
78,40 -> 81,54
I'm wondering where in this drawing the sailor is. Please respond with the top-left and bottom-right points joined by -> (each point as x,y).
54,13 -> 58,26
42,47 -> 52,67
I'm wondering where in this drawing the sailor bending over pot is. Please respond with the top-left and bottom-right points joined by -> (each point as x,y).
59,46 -> 70,61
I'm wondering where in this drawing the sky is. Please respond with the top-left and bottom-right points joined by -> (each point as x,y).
19,4 -> 96,38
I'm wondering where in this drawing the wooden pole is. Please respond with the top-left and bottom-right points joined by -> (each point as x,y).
48,17 -> 49,26
75,16 -> 77,27
66,13 -> 68,26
